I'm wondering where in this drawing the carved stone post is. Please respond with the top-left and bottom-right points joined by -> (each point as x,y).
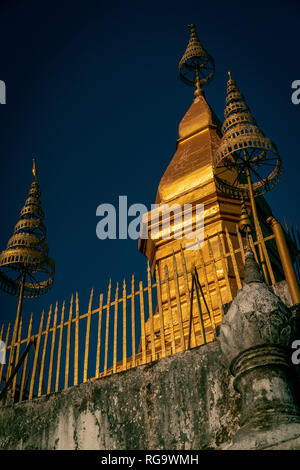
217,249 -> 300,449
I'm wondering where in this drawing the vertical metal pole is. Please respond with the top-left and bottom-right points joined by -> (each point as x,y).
14,269 -> 26,353
193,268 -> 207,345
194,65 -> 202,97
187,275 -> 195,350
245,163 -> 269,284
267,216 -> 300,305
6,269 -> 26,384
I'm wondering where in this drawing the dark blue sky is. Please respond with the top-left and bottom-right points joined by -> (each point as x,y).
0,0 -> 299,329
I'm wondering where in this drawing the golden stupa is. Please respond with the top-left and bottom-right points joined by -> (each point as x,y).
138,24 -> 281,354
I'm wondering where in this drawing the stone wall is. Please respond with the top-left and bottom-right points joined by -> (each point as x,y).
0,342 -> 241,450
1,266 -> 300,451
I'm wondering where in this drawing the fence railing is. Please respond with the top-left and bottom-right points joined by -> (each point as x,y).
284,221 -> 300,283
0,225 -> 286,404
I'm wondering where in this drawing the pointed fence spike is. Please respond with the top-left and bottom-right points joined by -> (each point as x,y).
147,263 -> 156,362
131,274 -> 136,368
104,280 -> 112,376
122,279 -> 127,371
113,281 -> 119,374
64,295 -> 74,389
19,313 -> 34,402
172,252 -> 186,351
55,300 -> 65,392
47,302 -> 58,394
74,292 -> 80,385
139,280 -> 147,365
155,265 -> 166,358
95,293 -> 104,378
29,309 -> 44,400
38,304 -> 52,397
83,288 -> 93,383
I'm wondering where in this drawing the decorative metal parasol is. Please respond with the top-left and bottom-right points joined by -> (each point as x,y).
179,24 -> 215,96
214,73 -> 283,283
0,159 -> 55,391
214,73 -> 282,203
0,159 -> 55,298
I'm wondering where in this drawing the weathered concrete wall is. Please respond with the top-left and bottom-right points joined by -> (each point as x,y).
0,342 -> 242,450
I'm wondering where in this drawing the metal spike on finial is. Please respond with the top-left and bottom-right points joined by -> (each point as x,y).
32,158 -> 37,180
194,68 -> 202,98
179,24 -> 215,95
188,23 -> 196,35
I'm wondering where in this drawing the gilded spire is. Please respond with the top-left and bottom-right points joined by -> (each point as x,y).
0,161 -> 55,298
179,24 -> 215,96
221,72 -> 260,138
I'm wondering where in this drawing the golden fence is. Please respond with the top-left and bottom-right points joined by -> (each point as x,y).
0,224 -> 290,404
284,221 -> 300,282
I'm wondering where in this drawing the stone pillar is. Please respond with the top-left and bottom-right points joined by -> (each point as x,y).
217,249 -> 300,450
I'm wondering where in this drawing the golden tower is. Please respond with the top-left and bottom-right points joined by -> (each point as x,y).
138,25 -> 281,354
